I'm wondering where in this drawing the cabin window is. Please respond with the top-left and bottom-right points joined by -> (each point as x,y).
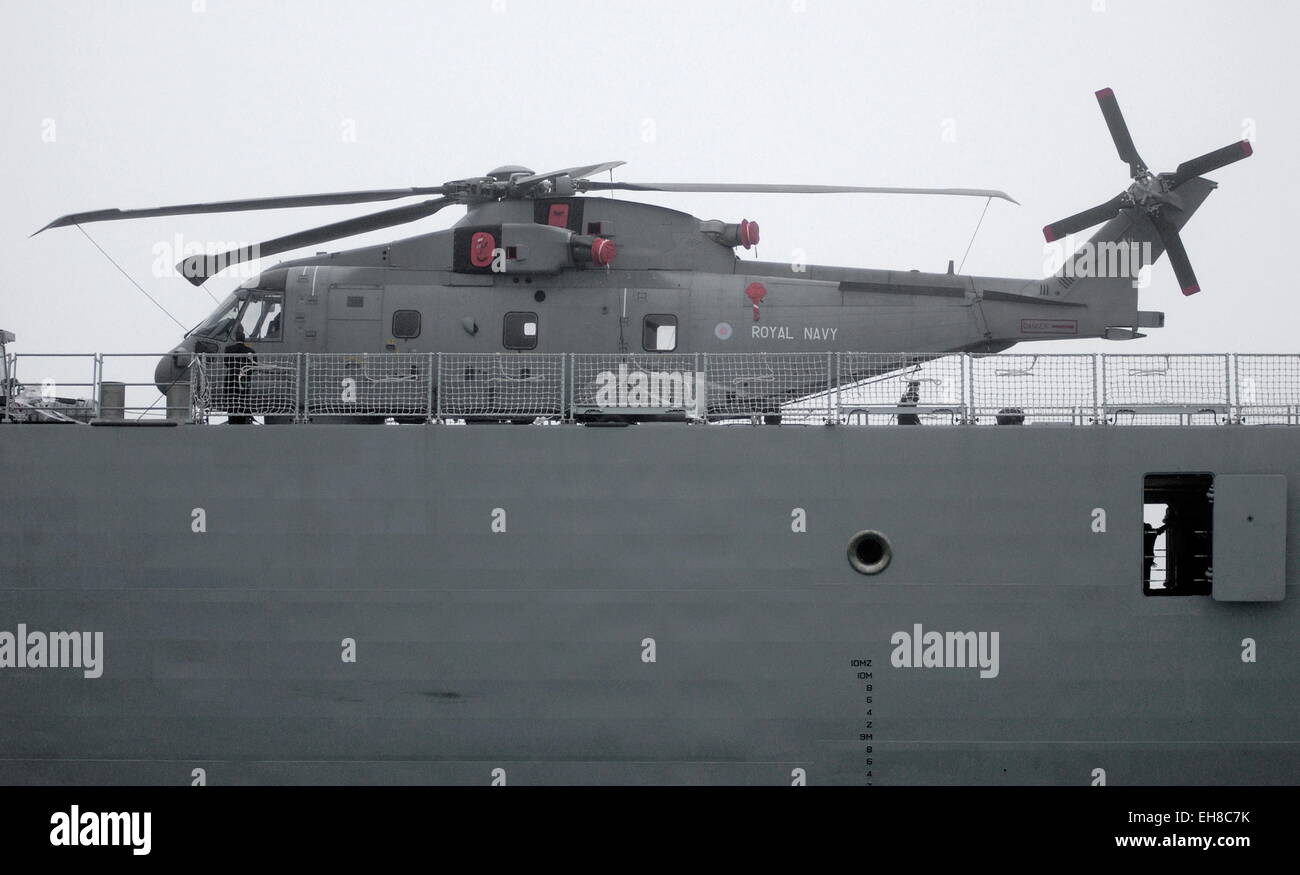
239,292 -> 284,342
503,312 -> 538,350
392,310 -> 421,339
1142,473 -> 1213,596
643,314 -> 678,352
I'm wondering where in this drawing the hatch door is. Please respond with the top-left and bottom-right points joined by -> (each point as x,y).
1213,474 -> 1287,602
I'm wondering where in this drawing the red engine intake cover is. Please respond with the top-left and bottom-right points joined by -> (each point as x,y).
739,219 -> 760,249
591,237 -> 616,267
547,204 -> 570,228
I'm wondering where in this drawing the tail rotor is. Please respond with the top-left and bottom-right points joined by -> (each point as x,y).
1042,88 -> 1253,295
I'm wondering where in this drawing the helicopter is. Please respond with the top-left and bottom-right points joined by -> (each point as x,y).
37,88 -> 1251,415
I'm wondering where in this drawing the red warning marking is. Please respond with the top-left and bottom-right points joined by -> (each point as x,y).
470,232 -> 496,268
745,282 -> 767,321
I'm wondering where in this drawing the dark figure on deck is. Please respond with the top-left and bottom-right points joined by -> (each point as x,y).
1143,519 -> 1168,587
897,380 -> 921,425
223,325 -> 257,424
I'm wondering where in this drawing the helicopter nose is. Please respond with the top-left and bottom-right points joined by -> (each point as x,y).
155,343 -> 192,395
154,354 -> 179,396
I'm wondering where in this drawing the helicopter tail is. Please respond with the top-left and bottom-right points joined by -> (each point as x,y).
1040,180 -> 1213,338
1047,175 -> 1216,302
1041,88 -> 1251,302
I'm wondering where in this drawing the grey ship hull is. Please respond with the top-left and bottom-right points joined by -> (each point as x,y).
2,423 -> 1297,785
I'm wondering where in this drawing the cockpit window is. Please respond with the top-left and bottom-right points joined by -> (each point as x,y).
192,293 -> 241,340
239,293 -> 284,342
192,290 -> 284,342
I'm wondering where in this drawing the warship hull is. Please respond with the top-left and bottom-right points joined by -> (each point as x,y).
1,422 -> 1296,785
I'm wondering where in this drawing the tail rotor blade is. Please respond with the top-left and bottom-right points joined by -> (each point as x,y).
176,197 -> 454,286
1170,140 -> 1254,187
1042,193 -> 1131,242
1095,88 -> 1148,177
1154,217 -> 1200,295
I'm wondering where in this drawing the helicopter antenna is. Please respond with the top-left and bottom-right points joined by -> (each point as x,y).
957,196 -> 993,274
75,225 -> 187,331
195,280 -> 220,305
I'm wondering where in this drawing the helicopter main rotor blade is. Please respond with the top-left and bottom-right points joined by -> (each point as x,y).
1095,88 -> 1148,178
34,187 -> 451,235
509,161 -> 626,189
1169,140 -> 1254,187
580,181 -> 1019,204
175,196 -> 456,286
1042,192 -> 1132,242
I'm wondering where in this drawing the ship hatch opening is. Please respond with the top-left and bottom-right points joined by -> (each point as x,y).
848,530 -> 892,575
1142,473 -> 1213,596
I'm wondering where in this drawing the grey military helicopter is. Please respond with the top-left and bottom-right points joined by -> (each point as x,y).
38,89 -> 1251,420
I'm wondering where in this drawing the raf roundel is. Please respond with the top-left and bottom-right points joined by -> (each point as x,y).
714,322 -> 733,341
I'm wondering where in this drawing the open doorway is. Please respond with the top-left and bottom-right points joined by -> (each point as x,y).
1142,473 -> 1213,596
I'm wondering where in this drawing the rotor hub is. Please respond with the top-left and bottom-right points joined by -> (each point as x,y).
485,165 -> 534,182
1127,175 -> 1181,212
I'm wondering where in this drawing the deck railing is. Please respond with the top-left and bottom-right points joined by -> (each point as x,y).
6,351 -> 1300,425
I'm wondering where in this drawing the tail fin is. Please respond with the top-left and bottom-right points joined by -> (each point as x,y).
1051,176 -> 1217,300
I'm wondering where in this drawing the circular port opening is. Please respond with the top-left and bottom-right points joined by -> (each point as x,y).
847,530 -> 892,575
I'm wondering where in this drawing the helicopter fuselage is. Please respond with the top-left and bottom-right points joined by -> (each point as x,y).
155,190 -> 1203,394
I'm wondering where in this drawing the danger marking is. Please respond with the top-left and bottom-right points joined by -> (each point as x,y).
1020,319 -> 1077,335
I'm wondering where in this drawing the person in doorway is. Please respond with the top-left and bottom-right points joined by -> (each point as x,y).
1143,518 -> 1168,587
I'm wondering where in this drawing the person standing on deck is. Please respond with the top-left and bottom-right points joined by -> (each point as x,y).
223,324 -> 258,425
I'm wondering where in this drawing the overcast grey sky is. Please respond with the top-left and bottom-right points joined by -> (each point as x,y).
4,0 -> 1296,361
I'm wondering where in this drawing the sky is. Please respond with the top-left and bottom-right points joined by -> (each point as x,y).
3,0 -> 1297,383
